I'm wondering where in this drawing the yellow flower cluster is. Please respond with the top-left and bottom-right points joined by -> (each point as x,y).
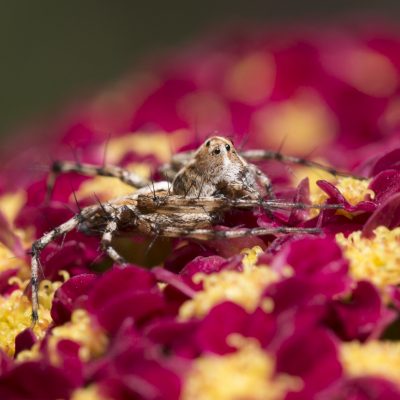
182,334 -> 301,400
17,309 -> 108,364
336,226 -> 400,289
71,385 -> 112,400
0,278 -> 60,356
341,341 -> 400,385
179,247 -> 280,319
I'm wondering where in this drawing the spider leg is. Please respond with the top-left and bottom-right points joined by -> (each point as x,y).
30,202 -> 107,323
101,218 -> 128,266
247,163 -> 275,199
30,211 -> 87,323
46,160 -> 150,201
159,150 -> 195,181
241,149 -> 367,180
158,225 -> 320,240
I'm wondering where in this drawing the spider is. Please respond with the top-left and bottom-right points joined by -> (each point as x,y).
30,136 -> 362,322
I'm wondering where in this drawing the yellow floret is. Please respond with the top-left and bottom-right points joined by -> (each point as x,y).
0,278 -> 61,356
52,309 -> 108,361
336,226 -> 400,289
340,341 -> 400,385
179,247 -> 280,319
17,309 -> 108,364
0,190 -> 26,225
0,242 -> 27,274
181,335 -> 301,400
71,385 -> 112,400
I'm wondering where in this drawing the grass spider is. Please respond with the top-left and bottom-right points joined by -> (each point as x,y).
30,136 -> 362,323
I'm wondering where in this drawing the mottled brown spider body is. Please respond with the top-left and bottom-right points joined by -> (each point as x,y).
30,136 -> 357,322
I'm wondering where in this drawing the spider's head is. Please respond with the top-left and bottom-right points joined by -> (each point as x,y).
196,136 -> 240,165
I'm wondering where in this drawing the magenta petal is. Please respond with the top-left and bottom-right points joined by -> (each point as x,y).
42,240 -> 99,280
152,267 -> 196,298
93,290 -> 166,334
273,236 -> 345,276
195,302 -> 249,354
369,148 -> 400,176
271,236 -> 351,296
363,192 -> 400,236
195,302 -> 276,355
369,169 -> 400,204
265,277 -> 328,316
288,178 -> 311,225
144,317 -> 200,358
387,285 -> 400,311
328,281 -> 395,341
86,266 -> 166,334
87,266 -> 157,307
318,376 -> 400,400
51,339 -> 83,387
87,321 -> 183,400
0,351 -> 11,376
14,329 -> 36,356
164,242 -> 214,273
0,361 -> 79,400
316,180 -> 376,213
276,328 -> 342,398
51,273 -> 97,324
0,268 -> 18,295
317,180 -> 348,204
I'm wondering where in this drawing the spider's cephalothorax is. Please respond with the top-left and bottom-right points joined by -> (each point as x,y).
172,136 -> 271,199
30,136 -> 359,323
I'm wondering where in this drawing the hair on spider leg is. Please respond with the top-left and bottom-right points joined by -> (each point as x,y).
144,232 -> 160,260
67,143 -> 83,166
92,191 -> 113,221
101,132 -> 113,168
69,181 -> 83,214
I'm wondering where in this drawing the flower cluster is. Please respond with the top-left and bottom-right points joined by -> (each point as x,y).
2,23 -> 400,399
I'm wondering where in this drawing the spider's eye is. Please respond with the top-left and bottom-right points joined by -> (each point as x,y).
225,144 -> 231,151
213,148 -> 221,155
206,141 -> 210,147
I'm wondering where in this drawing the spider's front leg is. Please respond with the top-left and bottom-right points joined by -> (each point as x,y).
46,160 -> 151,201
30,200 -> 124,323
30,210 -> 89,323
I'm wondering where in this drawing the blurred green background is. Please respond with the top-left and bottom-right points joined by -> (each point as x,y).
0,0 -> 398,139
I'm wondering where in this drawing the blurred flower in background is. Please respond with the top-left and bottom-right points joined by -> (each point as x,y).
2,22 -> 400,399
